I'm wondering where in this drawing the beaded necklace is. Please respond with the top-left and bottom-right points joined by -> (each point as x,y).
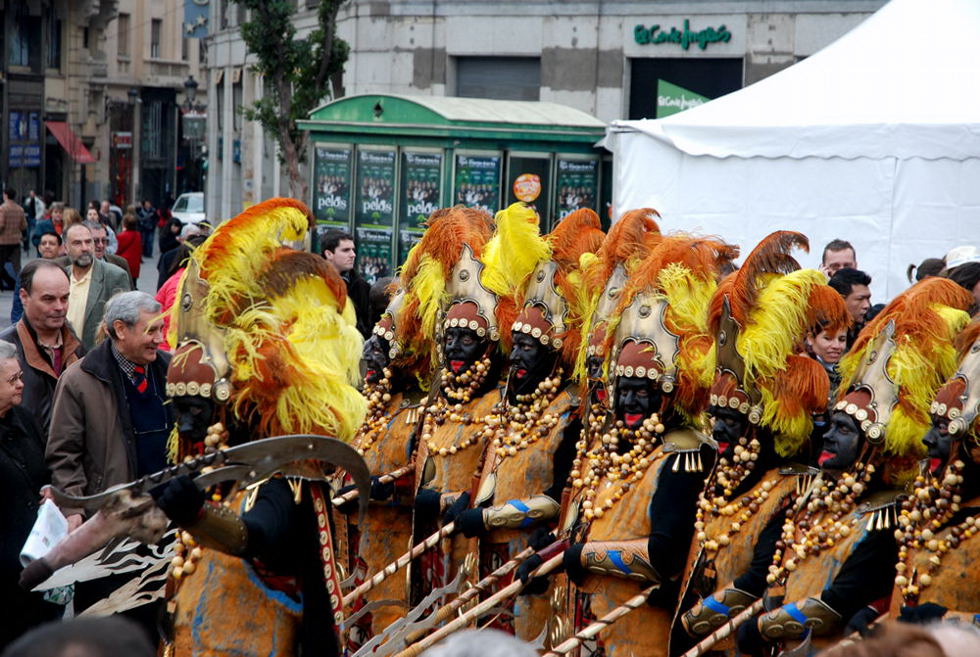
171,422 -> 230,582
485,369 -> 564,460
570,414 -> 666,522
694,436 -> 764,553
895,459 -> 970,604
766,461 -> 876,585
353,367 -> 395,456
420,355 -> 494,457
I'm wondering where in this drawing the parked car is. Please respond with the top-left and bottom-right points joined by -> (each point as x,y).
171,192 -> 205,225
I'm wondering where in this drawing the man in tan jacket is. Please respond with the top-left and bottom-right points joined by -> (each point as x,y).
0,187 -> 27,291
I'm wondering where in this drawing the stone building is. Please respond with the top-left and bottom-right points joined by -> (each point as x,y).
0,0 -> 202,210
204,0 -> 886,220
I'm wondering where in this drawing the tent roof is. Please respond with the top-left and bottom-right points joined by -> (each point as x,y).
611,0 -> 980,160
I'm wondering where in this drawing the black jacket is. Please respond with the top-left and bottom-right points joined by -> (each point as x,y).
0,406 -> 60,646
344,270 -> 372,338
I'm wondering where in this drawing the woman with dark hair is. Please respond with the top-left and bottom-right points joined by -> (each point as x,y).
803,321 -> 847,401
158,217 -> 182,256
115,213 -> 142,287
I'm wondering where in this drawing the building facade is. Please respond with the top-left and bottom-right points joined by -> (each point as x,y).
204,0 -> 886,221
0,0 -> 202,212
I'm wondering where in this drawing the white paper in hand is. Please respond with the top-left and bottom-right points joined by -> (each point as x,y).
20,498 -> 69,566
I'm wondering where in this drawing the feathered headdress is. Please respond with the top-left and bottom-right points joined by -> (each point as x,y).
708,231 -> 850,456
381,206 -> 493,378
835,277 -> 973,465
604,235 -> 736,420
511,208 -> 605,371
576,208 -> 663,382
167,198 -> 366,452
446,202 -> 550,353
932,319 -> 980,443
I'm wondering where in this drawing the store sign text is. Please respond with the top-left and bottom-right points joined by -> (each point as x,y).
634,20 -> 732,50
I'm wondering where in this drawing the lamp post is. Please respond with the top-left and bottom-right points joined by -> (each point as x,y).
181,75 -> 206,193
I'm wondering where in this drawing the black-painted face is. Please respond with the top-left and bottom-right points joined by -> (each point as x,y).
443,326 -> 486,375
363,334 -> 390,385
710,406 -> 747,458
508,332 -> 557,396
820,411 -> 862,472
922,417 -> 953,477
173,395 -> 216,445
615,376 -> 659,429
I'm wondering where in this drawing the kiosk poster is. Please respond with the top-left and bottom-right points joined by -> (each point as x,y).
454,154 -> 501,215
399,151 -> 442,265
355,227 -> 393,284
354,148 -> 396,283
355,149 -> 396,228
312,145 -> 353,226
555,159 -> 599,219
401,152 -> 442,229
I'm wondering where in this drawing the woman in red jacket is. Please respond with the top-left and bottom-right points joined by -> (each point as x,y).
115,213 -> 143,287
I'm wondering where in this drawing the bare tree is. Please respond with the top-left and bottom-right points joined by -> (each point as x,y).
234,0 -> 349,201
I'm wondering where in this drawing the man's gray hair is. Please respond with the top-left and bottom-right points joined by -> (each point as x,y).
104,291 -> 161,340
0,339 -> 18,362
83,220 -> 106,234
421,630 -> 537,657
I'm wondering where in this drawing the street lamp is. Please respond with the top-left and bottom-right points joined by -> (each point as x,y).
183,75 -> 200,111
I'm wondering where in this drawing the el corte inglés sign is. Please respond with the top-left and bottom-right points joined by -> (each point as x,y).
634,19 -> 732,50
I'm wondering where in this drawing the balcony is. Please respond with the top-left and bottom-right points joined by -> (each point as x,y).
146,60 -> 190,88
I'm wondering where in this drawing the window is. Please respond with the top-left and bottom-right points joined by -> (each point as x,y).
233,81 -> 243,132
181,37 -> 188,61
455,57 -> 541,101
47,18 -> 62,70
150,19 -> 161,58
216,81 -> 224,131
142,100 -> 163,159
10,13 -> 40,69
236,5 -> 247,25
117,13 -> 130,57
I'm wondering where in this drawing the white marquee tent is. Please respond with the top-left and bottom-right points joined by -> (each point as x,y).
605,0 -> 980,299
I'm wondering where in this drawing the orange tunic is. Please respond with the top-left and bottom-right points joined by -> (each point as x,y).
889,494 -> 980,621
674,467 -> 811,656
777,490 -> 900,655
349,389 -> 422,639
172,491 -> 302,657
556,429 -> 705,657
474,386 -> 579,643
415,389 -> 502,593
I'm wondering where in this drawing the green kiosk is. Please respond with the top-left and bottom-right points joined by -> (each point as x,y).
298,94 -> 608,283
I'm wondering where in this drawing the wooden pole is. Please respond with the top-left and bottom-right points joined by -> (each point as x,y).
331,465 -> 414,507
392,553 -> 564,657
679,598 -> 765,657
543,585 -> 658,657
343,522 -> 454,608
402,546 -> 536,645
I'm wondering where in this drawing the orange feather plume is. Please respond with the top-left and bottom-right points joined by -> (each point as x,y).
585,208 -> 662,293
709,230 -> 808,336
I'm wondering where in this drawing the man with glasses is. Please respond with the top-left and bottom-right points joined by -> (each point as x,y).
61,223 -> 130,350
56,221 -> 133,287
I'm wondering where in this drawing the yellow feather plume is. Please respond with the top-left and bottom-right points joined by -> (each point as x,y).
482,203 -> 551,297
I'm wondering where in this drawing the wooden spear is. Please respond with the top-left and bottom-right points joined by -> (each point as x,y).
402,545 -> 535,644
343,522 -> 455,607
679,597 -> 765,657
542,584 -> 658,657
392,553 -> 565,657
331,465 -> 414,507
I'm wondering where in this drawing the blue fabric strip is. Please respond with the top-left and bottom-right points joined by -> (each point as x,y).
704,596 -> 730,615
784,603 -> 808,625
607,550 -> 632,575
